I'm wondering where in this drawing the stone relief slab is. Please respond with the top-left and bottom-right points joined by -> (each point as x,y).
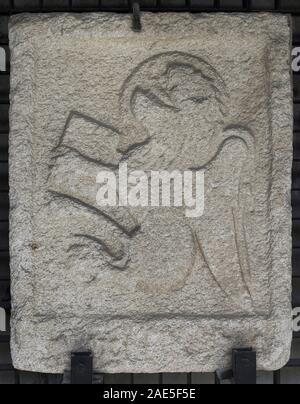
9,13 -> 293,373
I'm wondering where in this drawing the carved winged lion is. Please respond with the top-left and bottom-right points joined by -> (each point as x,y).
48,52 -> 256,312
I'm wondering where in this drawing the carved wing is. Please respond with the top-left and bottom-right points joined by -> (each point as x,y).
195,126 -> 255,311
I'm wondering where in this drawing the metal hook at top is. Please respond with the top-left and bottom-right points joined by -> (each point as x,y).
132,2 -> 142,32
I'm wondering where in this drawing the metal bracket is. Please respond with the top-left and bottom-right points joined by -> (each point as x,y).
132,2 -> 142,32
215,348 -> 257,384
70,352 -> 93,385
232,348 -> 257,384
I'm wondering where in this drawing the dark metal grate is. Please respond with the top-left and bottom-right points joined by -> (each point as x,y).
0,0 -> 299,384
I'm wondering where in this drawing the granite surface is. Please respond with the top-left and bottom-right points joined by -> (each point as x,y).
9,12 -> 293,373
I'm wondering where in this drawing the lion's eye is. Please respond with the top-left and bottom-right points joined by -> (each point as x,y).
188,96 -> 208,104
